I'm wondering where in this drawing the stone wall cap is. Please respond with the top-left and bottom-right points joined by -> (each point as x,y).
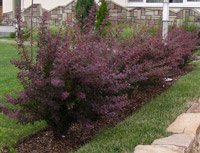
152,134 -> 194,151
134,145 -> 185,153
167,113 -> 200,136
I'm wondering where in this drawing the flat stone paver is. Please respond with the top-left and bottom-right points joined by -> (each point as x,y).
134,145 -> 185,153
152,134 -> 194,152
167,113 -> 200,136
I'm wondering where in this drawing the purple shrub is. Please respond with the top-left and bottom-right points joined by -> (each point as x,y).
118,26 -> 197,86
0,12 -> 198,137
83,4 -> 97,34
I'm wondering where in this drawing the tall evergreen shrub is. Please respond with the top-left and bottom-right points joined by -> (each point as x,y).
96,0 -> 109,30
75,0 -> 95,30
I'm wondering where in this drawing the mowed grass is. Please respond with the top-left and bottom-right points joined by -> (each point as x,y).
0,43 -> 45,152
73,62 -> 200,152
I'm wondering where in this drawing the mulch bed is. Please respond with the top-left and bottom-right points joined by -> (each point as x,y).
4,66 -> 194,153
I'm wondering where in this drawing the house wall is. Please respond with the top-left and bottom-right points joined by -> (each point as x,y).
23,4 -> 46,27
135,8 -> 200,24
3,0 -> 75,13
2,11 -> 13,25
2,0 -> 200,26
106,0 -> 200,24
49,1 -> 76,26
127,1 -> 200,8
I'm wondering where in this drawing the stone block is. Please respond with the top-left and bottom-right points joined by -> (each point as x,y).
134,145 -> 185,153
110,9 -> 118,14
152,134 -> 194,152
154,10 -> 159,16
145,11 -> 154,16
167,113 -> 200,137
187,103 -> 200,113
110,13 -> 118,17
65,9 -> 72,13
51,15 -> 57,19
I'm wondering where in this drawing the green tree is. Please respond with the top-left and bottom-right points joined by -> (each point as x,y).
96,0 -> 109,30
75,0 -> 95,30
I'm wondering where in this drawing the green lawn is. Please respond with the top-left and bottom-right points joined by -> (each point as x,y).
0,43 -> 45,152
1,42 -> 200,153
0,37 -> 15,40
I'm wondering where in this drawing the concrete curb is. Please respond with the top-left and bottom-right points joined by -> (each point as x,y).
134,99 -> 200,153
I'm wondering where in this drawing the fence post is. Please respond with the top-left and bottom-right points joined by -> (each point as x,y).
162,0 -> 169,40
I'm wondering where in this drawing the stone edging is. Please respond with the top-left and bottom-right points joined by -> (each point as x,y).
134,99 -> 200,153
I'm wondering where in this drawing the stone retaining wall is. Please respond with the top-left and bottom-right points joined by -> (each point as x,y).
106,0 -> 200,24
2,0 -> 200,26
49,1 -> 76,26
23,4 -> 47,27
134,99 -> 200,153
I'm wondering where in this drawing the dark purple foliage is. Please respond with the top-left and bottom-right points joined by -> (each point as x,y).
0,12 -> 198,136
83,4 -> 97,34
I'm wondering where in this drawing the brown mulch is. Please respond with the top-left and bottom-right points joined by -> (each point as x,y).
13,86 -> 170,153
8,66 -> 194,153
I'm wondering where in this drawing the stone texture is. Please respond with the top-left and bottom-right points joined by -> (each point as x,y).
23,4 -> 46,27
49,1 -> 75,26
134,145 -> 185,153
167,113 -> 200,137
152,134 -> 194,152
2,11 -> 13,26
2,0 -> 200,26
107,0 -> 128,22
187,103 -> 200,113
193,126 -> 200,153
